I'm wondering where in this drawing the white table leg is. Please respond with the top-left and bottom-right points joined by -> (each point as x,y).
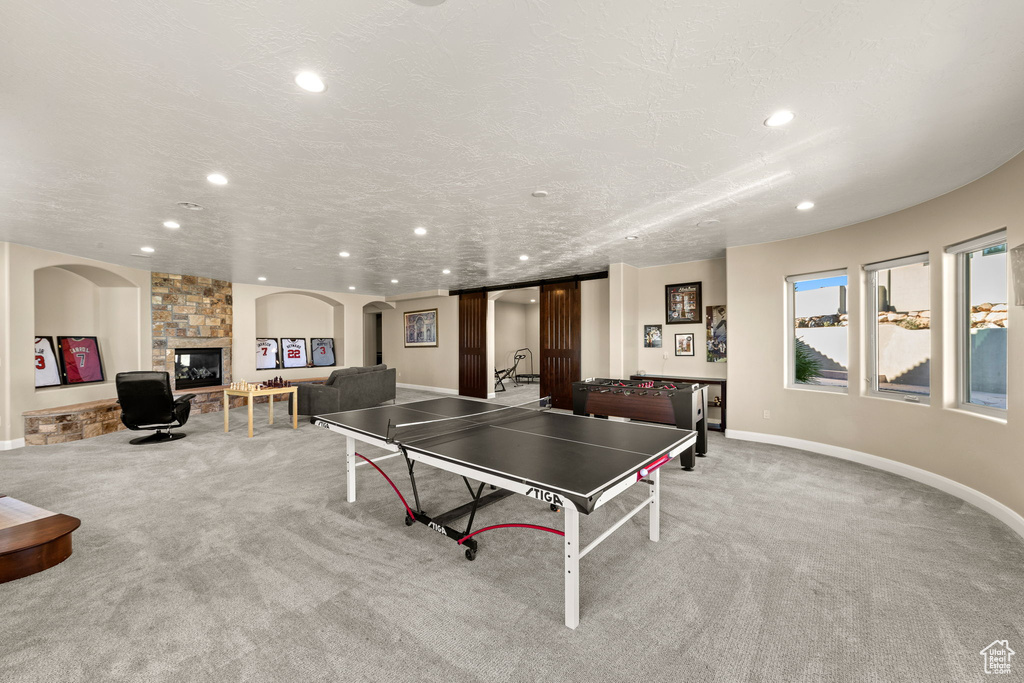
346,436 -> 357,503
564,504 -> 580,629
649,467 -> 661,542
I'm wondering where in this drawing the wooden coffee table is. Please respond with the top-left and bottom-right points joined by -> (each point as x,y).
223,386 -> 298,438
0,495 -> 81,583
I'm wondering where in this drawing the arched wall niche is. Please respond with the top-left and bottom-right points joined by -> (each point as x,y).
32,264 -> 142,391
254,291 -> 345,370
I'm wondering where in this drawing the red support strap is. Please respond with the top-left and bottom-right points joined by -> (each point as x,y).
457,523 -> 565,545
354,452 -> 415,521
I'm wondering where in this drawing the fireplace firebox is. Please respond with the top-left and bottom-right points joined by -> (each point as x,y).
174,348 -> 223,389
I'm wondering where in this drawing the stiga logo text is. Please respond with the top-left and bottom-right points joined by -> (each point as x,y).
527,487 -> 563,506
314,420 -> 330,429
428,522 -> 448,536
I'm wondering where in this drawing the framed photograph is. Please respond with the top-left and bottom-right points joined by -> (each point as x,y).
281,338 -> 309,368
707,305 -> 727,363
57,336 -> 105,384
404,308 -> 438,348
666,282 -> 702,324
643,324 -> 662,348
674,333 -> 695,357
310,338 -> 336,367
256,338 -> 280,370
34,336 -> 62,387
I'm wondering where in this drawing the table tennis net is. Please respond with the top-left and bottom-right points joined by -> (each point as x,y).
387,397 -> 551,448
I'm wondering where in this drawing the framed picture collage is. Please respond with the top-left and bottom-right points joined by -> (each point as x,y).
256,337 -> 336,370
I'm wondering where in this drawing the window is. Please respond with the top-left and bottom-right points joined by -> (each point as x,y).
865,253 -> 930,401
787,269 -> 848,391
947,230 -> 1008,413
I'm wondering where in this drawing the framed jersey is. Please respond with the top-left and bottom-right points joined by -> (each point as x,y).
310,338 -> 335,367
281,337 -> 309,368
256,338 -> 280,370
34,336 -> 62,387
57,336 -> 105,384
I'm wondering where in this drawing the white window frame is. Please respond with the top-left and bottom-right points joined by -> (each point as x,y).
945,229 -> 1008,417
863,253 -> 931,405
786,268 -> 849,394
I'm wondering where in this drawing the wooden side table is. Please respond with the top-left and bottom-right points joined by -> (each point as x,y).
223,387 -> 298,438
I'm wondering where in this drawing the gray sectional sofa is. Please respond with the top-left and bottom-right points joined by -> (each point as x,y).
291,364 -> 397,416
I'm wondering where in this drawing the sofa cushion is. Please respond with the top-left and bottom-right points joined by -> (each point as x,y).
367,364 -> 387,372
326,367 -> 363,385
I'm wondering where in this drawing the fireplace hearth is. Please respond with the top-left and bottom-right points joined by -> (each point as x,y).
174,348 -> 223,389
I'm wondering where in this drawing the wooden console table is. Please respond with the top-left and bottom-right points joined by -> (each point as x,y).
630,374 -> 726,431
223,386 -> 298,438
0,495 -> 81,583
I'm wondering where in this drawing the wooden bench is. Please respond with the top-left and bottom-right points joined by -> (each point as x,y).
0,495 -> 81,583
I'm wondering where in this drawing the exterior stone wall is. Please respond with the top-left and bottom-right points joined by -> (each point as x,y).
151,272 -> 233,389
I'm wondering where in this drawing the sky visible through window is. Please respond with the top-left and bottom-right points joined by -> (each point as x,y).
794,275 -> 846,292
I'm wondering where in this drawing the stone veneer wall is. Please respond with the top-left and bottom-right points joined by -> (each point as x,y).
151,272 -> 233,388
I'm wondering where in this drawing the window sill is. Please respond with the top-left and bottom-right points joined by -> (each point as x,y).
949,404 -> 1008,424
786,383 -> 848,395
865,391 -> 931,406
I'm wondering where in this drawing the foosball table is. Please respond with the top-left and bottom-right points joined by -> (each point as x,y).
572,377 -> 708,470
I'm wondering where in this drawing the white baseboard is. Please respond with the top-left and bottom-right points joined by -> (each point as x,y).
1,438 -> 26,451
487,392 -> 496,399
726,429 -> 1024,543
396,382 -> 459,396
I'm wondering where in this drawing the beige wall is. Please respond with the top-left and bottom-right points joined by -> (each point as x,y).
0,243 -> 152,444
580,279 -> 609,378
608,263 -> 639,377
727,151 -> 1023,519
494,301 -> 529,371
635,259 -> 727,379
232,284 -> 380,382
381,295 -> 459,391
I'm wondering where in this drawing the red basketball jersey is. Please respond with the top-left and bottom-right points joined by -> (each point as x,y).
62,337 -> 103,383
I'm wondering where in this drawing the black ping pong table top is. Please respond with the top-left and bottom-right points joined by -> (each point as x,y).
315,397 -> 695,513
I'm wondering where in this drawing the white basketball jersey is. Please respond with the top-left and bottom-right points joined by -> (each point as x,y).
311,339 -> 335,366
35,337 -> 61,386
256,339 -> 279,369
281,338 -> 308,368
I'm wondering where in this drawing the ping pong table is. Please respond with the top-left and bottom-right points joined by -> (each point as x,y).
313,397 -> 696,629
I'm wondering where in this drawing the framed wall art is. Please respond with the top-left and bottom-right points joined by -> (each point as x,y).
707,305 -> 727,363
666,282 -> 702,324
281,337 -> 309,368
256,338 -> 280,370
311,338 -> 336,367
643,324 -> 662,348
57,336 -> 105,384
674,333 -> 695,357
404,309 -> 438,348
34,336 -> 62,387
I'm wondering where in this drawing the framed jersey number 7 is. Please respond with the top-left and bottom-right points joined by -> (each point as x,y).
56,335 -> 105,385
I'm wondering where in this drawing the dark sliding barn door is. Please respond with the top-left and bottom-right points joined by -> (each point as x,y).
539,281 -> 581,410
458,292 -> 488,398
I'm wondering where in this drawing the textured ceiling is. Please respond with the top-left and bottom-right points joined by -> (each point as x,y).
3,1 -> 1024,296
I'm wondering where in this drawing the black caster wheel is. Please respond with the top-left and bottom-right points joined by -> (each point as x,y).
550,504 -> 561,512
404,514 -> 415,526
682,466 -> 694,471
465,548 -> 477,561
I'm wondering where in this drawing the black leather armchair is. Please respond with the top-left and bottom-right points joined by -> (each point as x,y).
115,372 -> 196,445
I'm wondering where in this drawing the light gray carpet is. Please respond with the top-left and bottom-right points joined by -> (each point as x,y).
2,388 -> 1022,682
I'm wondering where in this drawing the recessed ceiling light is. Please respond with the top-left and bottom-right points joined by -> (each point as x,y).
140,246 -> 155,253
391,279 -> 399,284
258,276 -> 267,281
348,286 -> 356,290
207,173 -> 228,185
163,220 -> 180,229
530,299 -> 536,303
442,269 -> 451,274
519,255 -> 529,261
176,202 -> 204,211
765,110 -> 795,127
339,251 -> 350,257
414,227 -> 427,236
531,190 -> 548,198
295,71 -> 326,93
625,235 -> 639,240
796,201 -> 815,211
